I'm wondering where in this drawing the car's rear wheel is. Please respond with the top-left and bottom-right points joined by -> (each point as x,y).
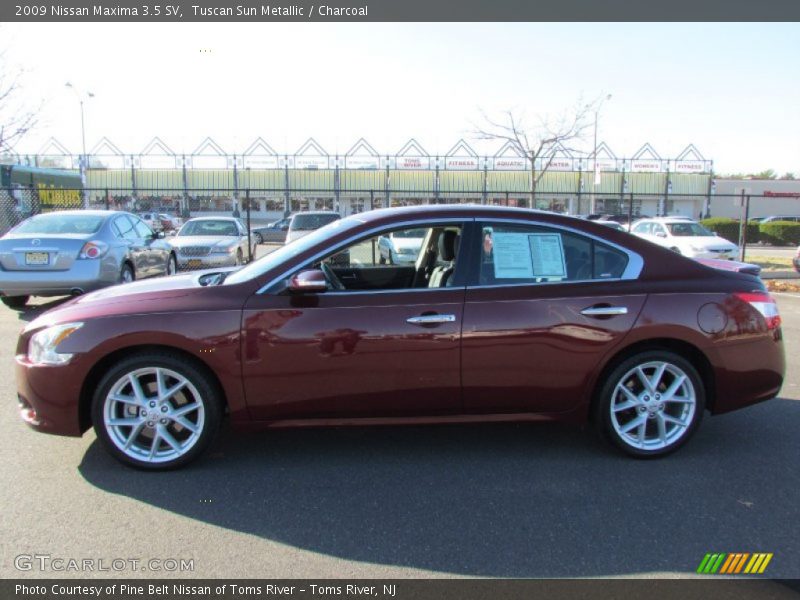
120,263 -> 135,284
92,353 -> 222,470
253,232 -> 263,245
235,249 -> 243,265
166,254 -> 177,275
2,295 -> 29,309
597,350 -> 704,458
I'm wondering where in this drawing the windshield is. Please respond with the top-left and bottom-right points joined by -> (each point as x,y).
291,213 -> 340,231
12,213 -> 105,235
225,217 -> 359,285
179,220 -> 239,237
393,228 -> 426,238
666,222 -> 713,237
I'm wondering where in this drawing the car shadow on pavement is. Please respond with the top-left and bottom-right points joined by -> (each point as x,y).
17,297 -> 73,323
78,399 -> 800,578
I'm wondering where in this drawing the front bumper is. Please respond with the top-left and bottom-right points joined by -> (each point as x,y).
685,249 -> 737,260
176,253 -> 238,269
15,354 -> 86,437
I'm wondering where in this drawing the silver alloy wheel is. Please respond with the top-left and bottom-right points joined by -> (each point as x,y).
609,360 -> 697,451
102,367 -> 206,464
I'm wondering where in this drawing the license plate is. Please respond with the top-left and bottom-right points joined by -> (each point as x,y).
187,259 -> 202,268
25,252 -> 49,266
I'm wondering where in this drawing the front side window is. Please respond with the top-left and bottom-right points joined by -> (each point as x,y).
476,222 -> 628,285
307,223 -> 463,291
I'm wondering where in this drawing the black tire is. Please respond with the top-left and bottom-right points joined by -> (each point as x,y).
235,249 -> 243,266
595,350 -> 705,458
91,352 -> 223,470
253,232 -> 263,245
670,247 -> 681,254
2,295 -> 29,309
120,263 -> 135,284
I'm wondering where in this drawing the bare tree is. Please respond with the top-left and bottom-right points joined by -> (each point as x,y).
472,96 -> 604,206
0,47 -> 37,156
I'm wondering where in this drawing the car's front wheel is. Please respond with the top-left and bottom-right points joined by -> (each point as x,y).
596,350 -> 705,458
92,352 -> 222,470
2,295 -> 29,309
253,232 -> 263,245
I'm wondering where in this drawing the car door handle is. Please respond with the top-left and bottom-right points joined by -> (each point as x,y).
406,314 -> 457,325
580,305 -> 628,317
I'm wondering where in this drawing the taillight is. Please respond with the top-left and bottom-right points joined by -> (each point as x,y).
734,292 -> 782,330
78,241 -> 109,260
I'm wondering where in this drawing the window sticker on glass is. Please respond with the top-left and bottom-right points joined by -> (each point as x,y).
492,233 -> 535,279
528,233 -> 566,278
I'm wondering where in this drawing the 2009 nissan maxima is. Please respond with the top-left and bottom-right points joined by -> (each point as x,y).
15,205 -> 785,469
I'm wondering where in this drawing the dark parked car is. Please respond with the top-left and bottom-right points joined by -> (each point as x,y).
0,210 -> 177,309
16,205 -> 784,469
251,217 -> 290,245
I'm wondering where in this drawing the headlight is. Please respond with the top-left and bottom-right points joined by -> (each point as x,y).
28,322 -> 83,365
211,243 -> 237,254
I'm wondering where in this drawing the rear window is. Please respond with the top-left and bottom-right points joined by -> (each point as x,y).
13,213 -> 105,235
291,213 -> 340,231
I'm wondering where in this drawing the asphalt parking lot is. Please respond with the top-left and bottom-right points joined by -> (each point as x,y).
0,291 -> 798,579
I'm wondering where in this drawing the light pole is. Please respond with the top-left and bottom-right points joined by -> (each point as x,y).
590,93 -> 612,214
65,82 -> 95,208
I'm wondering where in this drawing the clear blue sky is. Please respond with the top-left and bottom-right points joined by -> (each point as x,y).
4,22 -> 799,174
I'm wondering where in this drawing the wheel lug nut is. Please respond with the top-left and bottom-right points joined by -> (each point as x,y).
160,418 -> 168,425
146,421 -> 154,428
643,396 -> 650,401
161,406 -> 168,412
149,401 -> 156,408
140,409 -> 147,417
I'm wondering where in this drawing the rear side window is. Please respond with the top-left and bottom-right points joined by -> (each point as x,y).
476,222 -> 628,285
113,216 -> 139,240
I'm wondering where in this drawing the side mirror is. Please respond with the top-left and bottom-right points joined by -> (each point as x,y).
280,224 -> 289,231
288,269 -> 327,293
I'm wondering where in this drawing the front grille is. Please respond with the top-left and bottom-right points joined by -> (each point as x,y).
180,246 -> 211,257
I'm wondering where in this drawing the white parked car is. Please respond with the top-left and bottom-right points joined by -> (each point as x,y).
630,217 -> 738,259
378,228 -> 426,264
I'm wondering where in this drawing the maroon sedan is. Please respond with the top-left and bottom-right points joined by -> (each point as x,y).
15,206 -> 785,469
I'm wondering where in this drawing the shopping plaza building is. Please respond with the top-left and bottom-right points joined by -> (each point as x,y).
2,136 -> 730,221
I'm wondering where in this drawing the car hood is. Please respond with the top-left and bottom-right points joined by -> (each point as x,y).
24,267 -> 241,331
390,237 -> 424,251
673,236 -> 737,248
169,236 -> 239,247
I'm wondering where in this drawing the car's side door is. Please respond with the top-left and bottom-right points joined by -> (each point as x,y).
240,221 -> 470,421
461,220 -> 646,414
112,215 -> 147,276
130,215 -> 168,276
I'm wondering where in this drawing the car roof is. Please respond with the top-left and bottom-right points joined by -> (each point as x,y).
635,216 -> 696,223
184,216 -> 240,222
292,211 -> 340,217
36,209 -> 119,218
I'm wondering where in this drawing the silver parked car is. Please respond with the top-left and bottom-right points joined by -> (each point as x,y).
378,227 -> 426,264
0,210 -> 177,309
169,217 -> 255,269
